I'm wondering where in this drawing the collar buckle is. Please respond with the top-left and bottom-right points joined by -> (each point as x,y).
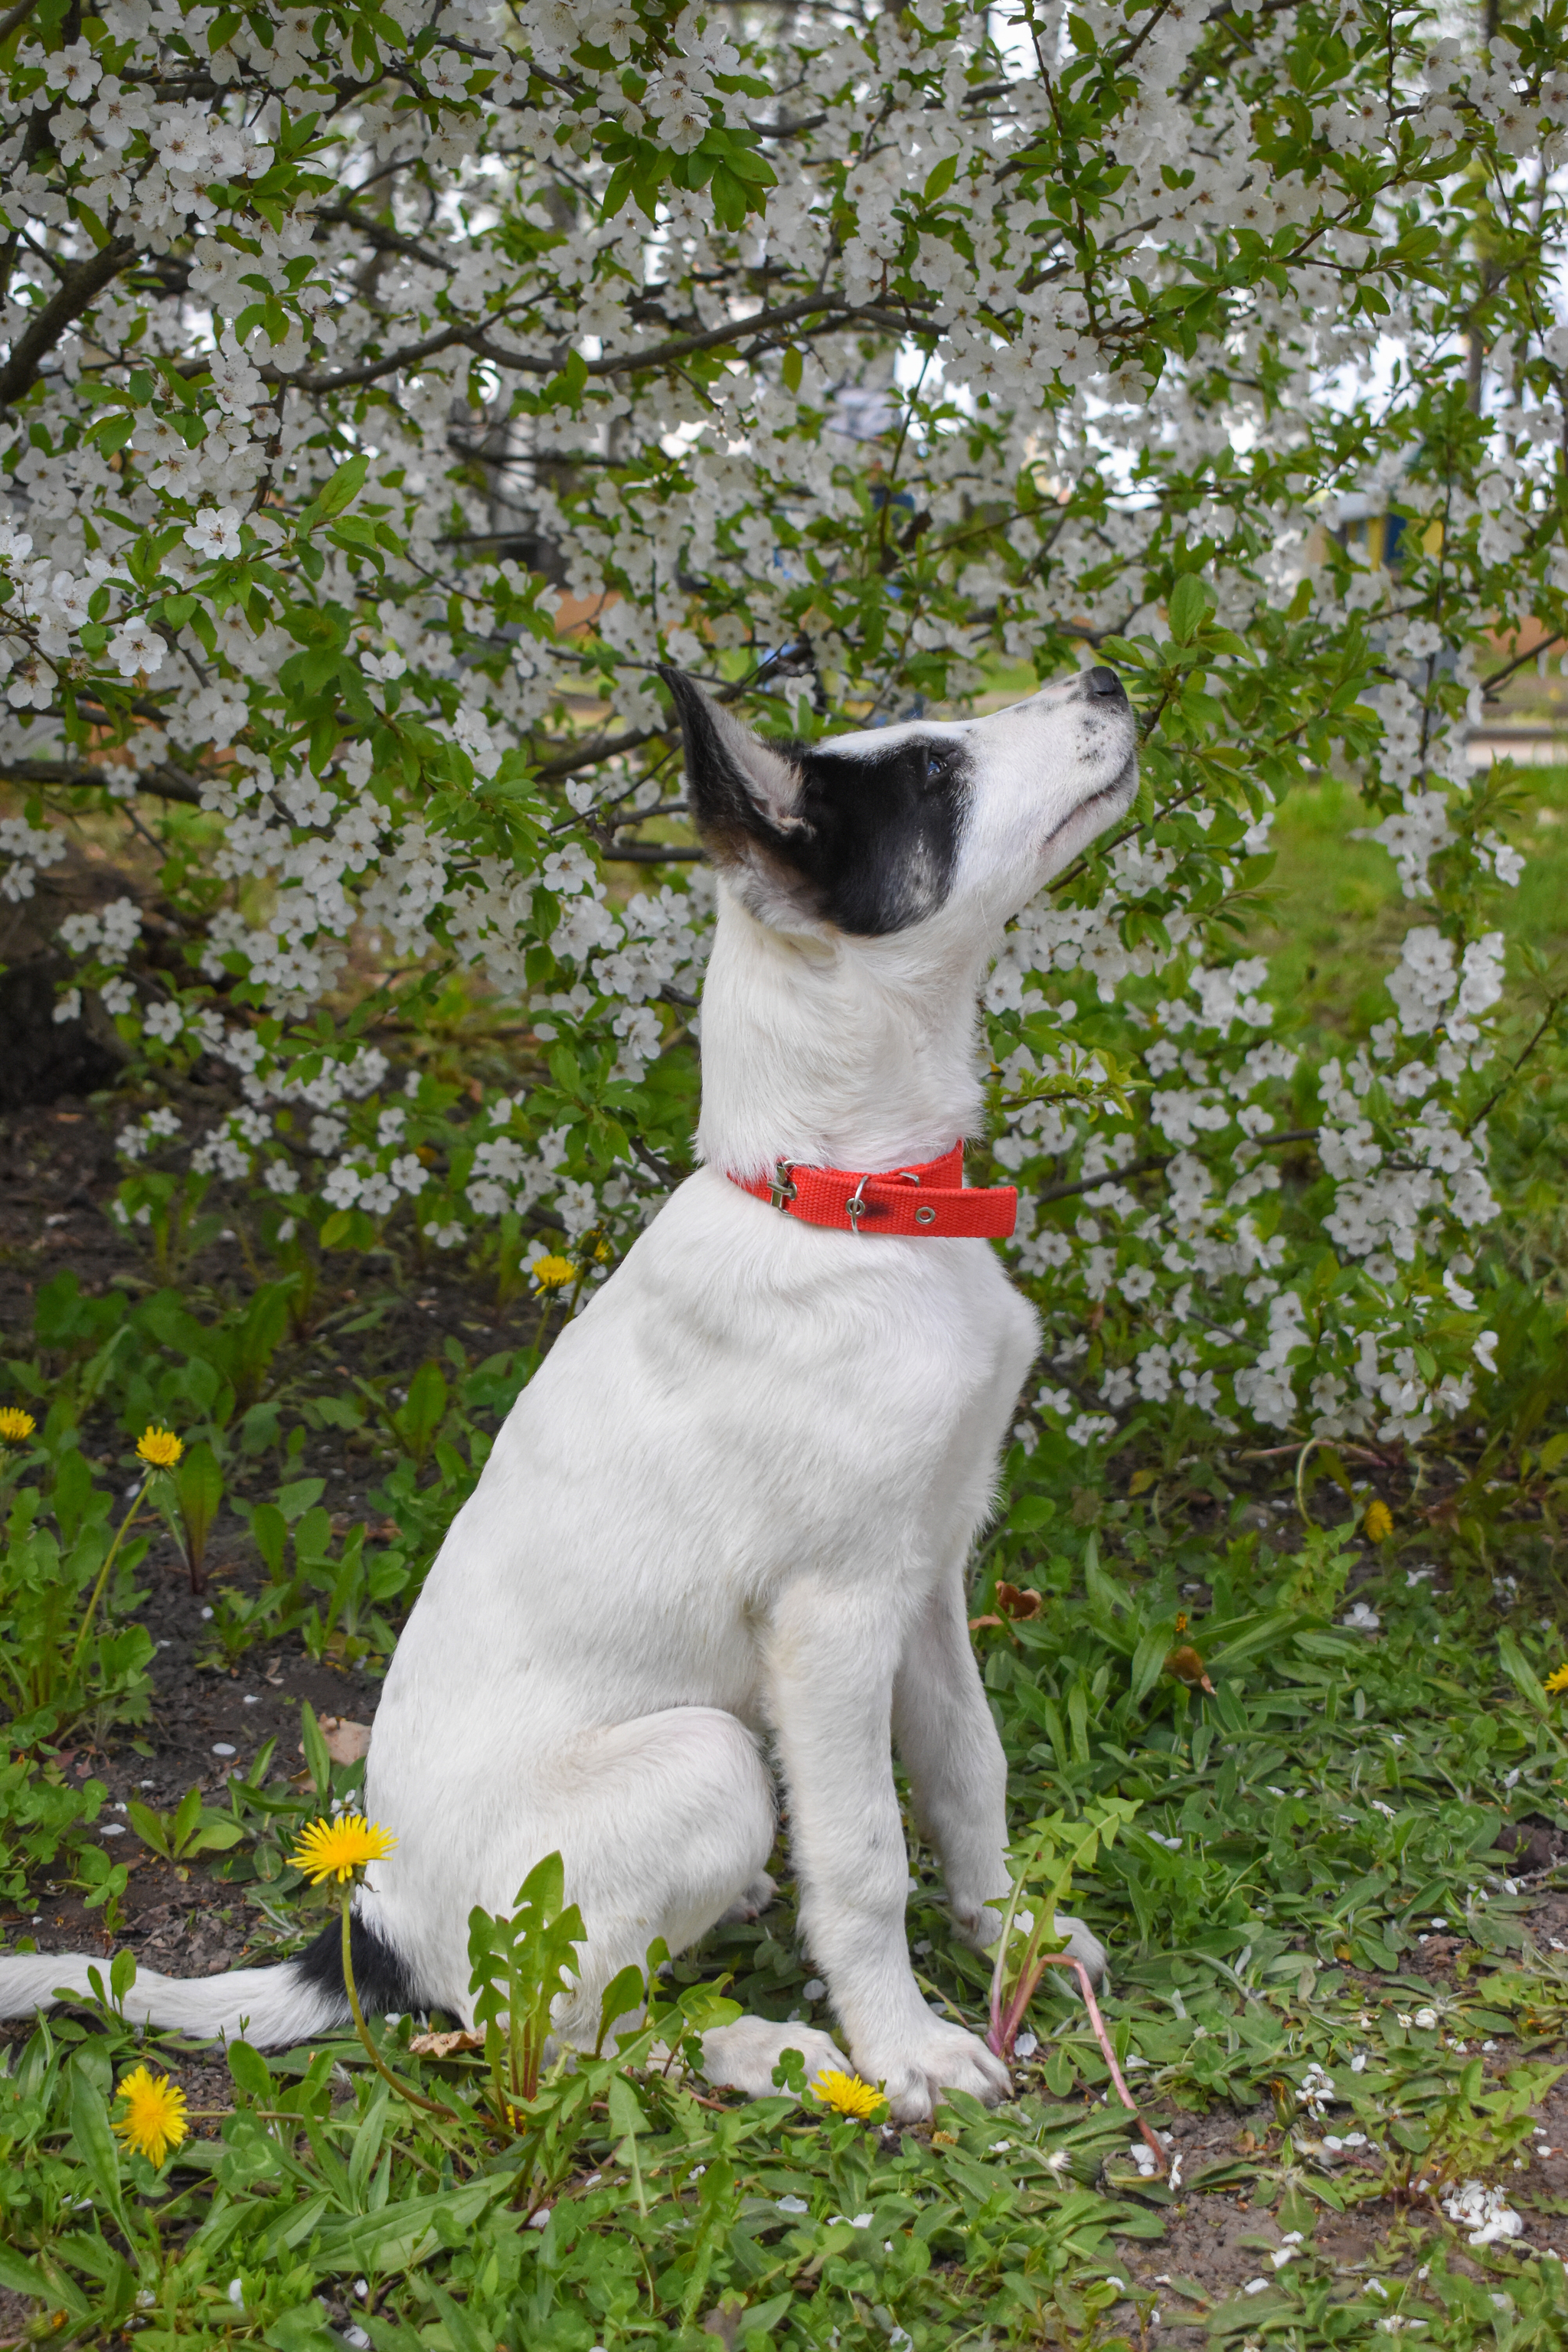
768,1159 -> 798,1212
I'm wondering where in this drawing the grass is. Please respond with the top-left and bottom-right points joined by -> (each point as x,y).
1258,761 -> 1568,1046
4,754 -> 1568,2347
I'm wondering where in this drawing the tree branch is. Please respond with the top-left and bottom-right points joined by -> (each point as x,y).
0,0 -> 42,45
0,236 -> 137,409
273,292 -> 933,397
312,203 -> 456,275
1034,1128 -> 1318,1207
2,757 -> 201,805
531,726 -> 658,782
606,840 -> 704,862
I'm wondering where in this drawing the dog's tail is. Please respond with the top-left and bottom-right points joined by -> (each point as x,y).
0,1910 -> 426,2048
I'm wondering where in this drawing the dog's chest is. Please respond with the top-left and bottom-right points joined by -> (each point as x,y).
384,1176 -> 1040,1736
514,1173 -> 1037,1571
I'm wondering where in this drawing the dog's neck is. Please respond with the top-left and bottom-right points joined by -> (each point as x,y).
695,883 -> 991,1180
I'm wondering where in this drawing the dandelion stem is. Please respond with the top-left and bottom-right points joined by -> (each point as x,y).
67,1473 -> 149,1679
338,1889 -> 458,2122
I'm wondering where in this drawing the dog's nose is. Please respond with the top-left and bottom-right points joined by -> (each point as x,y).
1084,665 -> 1127,702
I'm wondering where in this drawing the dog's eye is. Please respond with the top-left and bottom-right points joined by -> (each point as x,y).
924,746 -> 952,783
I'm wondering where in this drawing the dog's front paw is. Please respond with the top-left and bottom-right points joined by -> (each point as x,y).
701,2015 -> 843,2099
854,2018 -> 1010,2125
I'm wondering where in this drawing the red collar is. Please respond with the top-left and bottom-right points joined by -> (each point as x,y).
727,1142 -> 1017,1239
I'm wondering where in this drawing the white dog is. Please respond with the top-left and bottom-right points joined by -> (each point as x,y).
0,665 -> 1138,2122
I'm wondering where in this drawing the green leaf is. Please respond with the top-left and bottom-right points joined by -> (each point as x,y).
1135,769 -> 1155,827
191,1816 -> 246,1852
300,1701 -> 333,1796
544,348 -> 589,409
712,140 -> 776,188
782,344 -> 803,394
312,453 -> 370,520
126,1799 -> 170,1857
276,1476 -> 327,1524
310,2176 -> 508,2272
394,1361 -> 446,1465
1010,1495 -> 1056,1531
247,1500 -> 288,1577
0,2243 -> 88,2319
0,2245 -> 62,2299
1130,1625 -> 1170,1704
1497,1628 -> 1549,1717
608,2070 -> 648,2143
69,2065 -> 128,2231
263,2308 -> 345,2352
923,152 -> 959,201
710,164 -> 750,232
1204,1609 -> 1306,1674
740,2296 -> 799,2347
1166,573 -> 1214,644
603,158 -> 637,217
173,1782 -> 204,1852
227,2040 -> 274,2101
426,2283 -> 490,2352
93,410 -> 136,456
53,1446 -> 94,1544
596,1962 -> 646,2054
177,1442 -> 224,1580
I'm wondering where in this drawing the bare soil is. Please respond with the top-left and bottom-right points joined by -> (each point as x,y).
0,1090 -> 531,1970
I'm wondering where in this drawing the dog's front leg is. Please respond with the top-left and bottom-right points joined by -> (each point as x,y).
893,1569 -> 1011,1947
766,1580 -> 1010,2124
892,1570 -> 1107,1984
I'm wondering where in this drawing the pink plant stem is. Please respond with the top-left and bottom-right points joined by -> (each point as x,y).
995,1952 -> 1168,2176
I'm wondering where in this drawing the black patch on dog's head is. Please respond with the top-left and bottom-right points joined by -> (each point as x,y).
783,734 -> 968,935
661,668 -> 968,936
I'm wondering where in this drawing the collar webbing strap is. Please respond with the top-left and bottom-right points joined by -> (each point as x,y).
727,1142 -> 1017,1239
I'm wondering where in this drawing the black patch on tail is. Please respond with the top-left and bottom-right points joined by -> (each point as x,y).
295,1912 -> 425,2017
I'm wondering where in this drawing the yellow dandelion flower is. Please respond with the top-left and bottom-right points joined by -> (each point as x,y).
1362,1499 -> 1393,1544
113,2066 -> 188,2166
0,1407 -> 35,1445
136,1426 -> 184,1471
810,2067 -> 885,2121
531,1254 -> 576,1291
1544,1664 -> 1568,1697
288,1814 -> 397,1885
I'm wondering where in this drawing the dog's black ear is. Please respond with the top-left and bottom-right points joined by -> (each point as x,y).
659,668 -> 807,860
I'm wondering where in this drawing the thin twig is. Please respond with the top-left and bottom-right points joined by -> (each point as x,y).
1480,632 -> 1564,701
1462,989 -> 1568,1135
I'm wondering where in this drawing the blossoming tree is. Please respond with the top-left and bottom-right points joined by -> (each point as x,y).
1,0 -> 1563,1464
